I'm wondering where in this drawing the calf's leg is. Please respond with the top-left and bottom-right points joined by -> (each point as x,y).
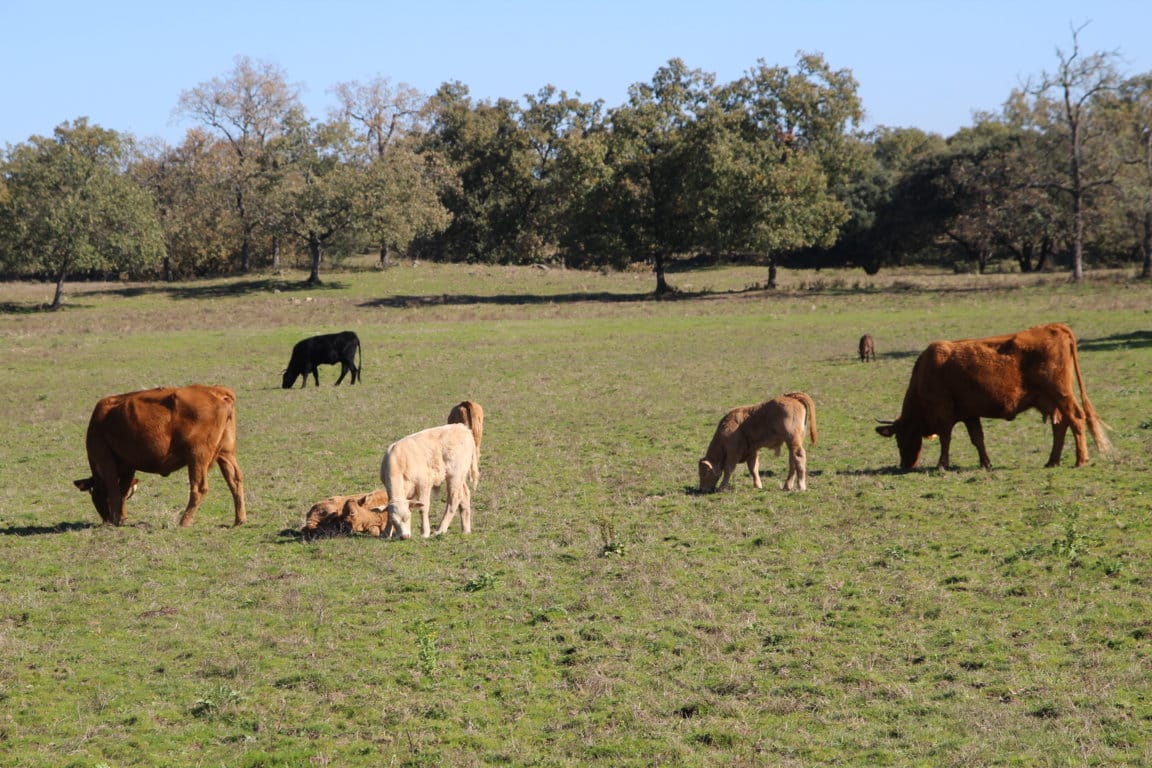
746,451 -> 762,489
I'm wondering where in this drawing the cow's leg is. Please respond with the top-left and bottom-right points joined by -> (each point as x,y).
746,451 -> 762,489
310,367 -> 320,387
179,462 -> 210,527
334,363 -> 348,385
962,419 -> 991,469
216,453 -> 246,526
1050,398 -> 1087,466
936,425 -> 955,470
114,471 -> 137,524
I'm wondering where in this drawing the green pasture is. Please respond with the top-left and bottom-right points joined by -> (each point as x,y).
1,263 -> 1150,767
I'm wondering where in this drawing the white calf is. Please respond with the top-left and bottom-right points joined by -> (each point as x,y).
380,423 -> 479,538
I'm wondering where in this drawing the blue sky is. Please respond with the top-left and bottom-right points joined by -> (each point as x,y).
2,1 -> 1150,146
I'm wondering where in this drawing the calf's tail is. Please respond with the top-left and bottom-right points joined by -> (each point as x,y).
784,392 -> 818,445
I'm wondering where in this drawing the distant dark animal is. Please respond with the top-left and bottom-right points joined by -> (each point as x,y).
858,334 -> 876,362
282,331 -> 361,388
73,385 -> 246,526
300,489 -> 394,539
698,392 -> 818,493
876,323 -> 1111,469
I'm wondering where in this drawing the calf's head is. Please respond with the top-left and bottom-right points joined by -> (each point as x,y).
280,368 -> 298,389
875,420 -> 923,469
697,458 -> 721,493
387,500 -> 412,540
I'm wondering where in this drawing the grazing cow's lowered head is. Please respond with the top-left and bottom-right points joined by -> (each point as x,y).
875,419 -> 925,469
74,477 -> 139,522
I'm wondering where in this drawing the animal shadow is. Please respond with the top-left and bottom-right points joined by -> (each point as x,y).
0,521 -> 98,536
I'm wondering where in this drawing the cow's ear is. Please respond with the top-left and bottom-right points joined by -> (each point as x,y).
74,478 -> 94,492
875,424 -> 897,438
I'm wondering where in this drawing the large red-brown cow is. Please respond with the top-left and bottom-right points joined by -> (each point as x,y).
876,323 -> 1111,470
73,385 -> 246,527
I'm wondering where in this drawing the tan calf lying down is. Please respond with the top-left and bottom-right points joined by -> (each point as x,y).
698,392 -> 818,492
300,489 -> 394,539
381,401 -> 484,539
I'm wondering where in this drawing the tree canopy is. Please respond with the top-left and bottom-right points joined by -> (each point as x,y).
4,35 -> 1152,302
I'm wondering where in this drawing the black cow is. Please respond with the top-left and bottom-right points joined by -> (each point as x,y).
282,331 -> 362,388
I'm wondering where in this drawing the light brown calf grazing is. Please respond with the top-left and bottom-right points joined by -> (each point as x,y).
859,334 -> 876,362
698,392 -> 818,493
381,402 -> 484,539
300,489 -> 393,539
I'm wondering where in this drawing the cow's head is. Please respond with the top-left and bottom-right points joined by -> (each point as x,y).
875,420 -> 922,469
73,477 -> 138,524
387,501 -> 412,540
698,458 -> 721,493
280,369 -> 297,389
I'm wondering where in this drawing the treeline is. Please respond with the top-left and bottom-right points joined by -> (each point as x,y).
2,30 -> 1151,309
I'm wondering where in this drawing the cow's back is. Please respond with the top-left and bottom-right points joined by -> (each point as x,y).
88,385 -> 236,474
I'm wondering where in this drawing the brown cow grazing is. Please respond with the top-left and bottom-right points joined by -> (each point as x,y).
73,385 -> 246,527
859,334 -> 876,362
698,392 -> 818,493
300,489 -> 393,539
876,323 -> 1111,470
381,402 -> 484,539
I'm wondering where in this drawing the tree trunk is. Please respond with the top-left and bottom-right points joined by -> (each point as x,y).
1018,243 -> 1034,273
272,237 -> 281,272
767,258 -> 778,289
977,249 -> 990,275
1141,210 -> 1151,279
379,242 -> 389,269
307,233 -> 323,285
50,273 -> 66,311
654,252 -> 671,296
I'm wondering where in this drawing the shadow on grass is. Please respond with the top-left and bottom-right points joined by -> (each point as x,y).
0,521 -> 98,536
90,278 -> 349,301
0,278 -> 348,314
1079,330 -> 1152,352
358,288 -> 719,309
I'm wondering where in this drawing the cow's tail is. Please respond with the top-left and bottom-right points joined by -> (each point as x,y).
1069,331 -> 1112,454
784,392 -> 818,445
448,400 -> 485,455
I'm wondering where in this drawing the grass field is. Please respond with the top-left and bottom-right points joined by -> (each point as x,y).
1,262 -> 1150,767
